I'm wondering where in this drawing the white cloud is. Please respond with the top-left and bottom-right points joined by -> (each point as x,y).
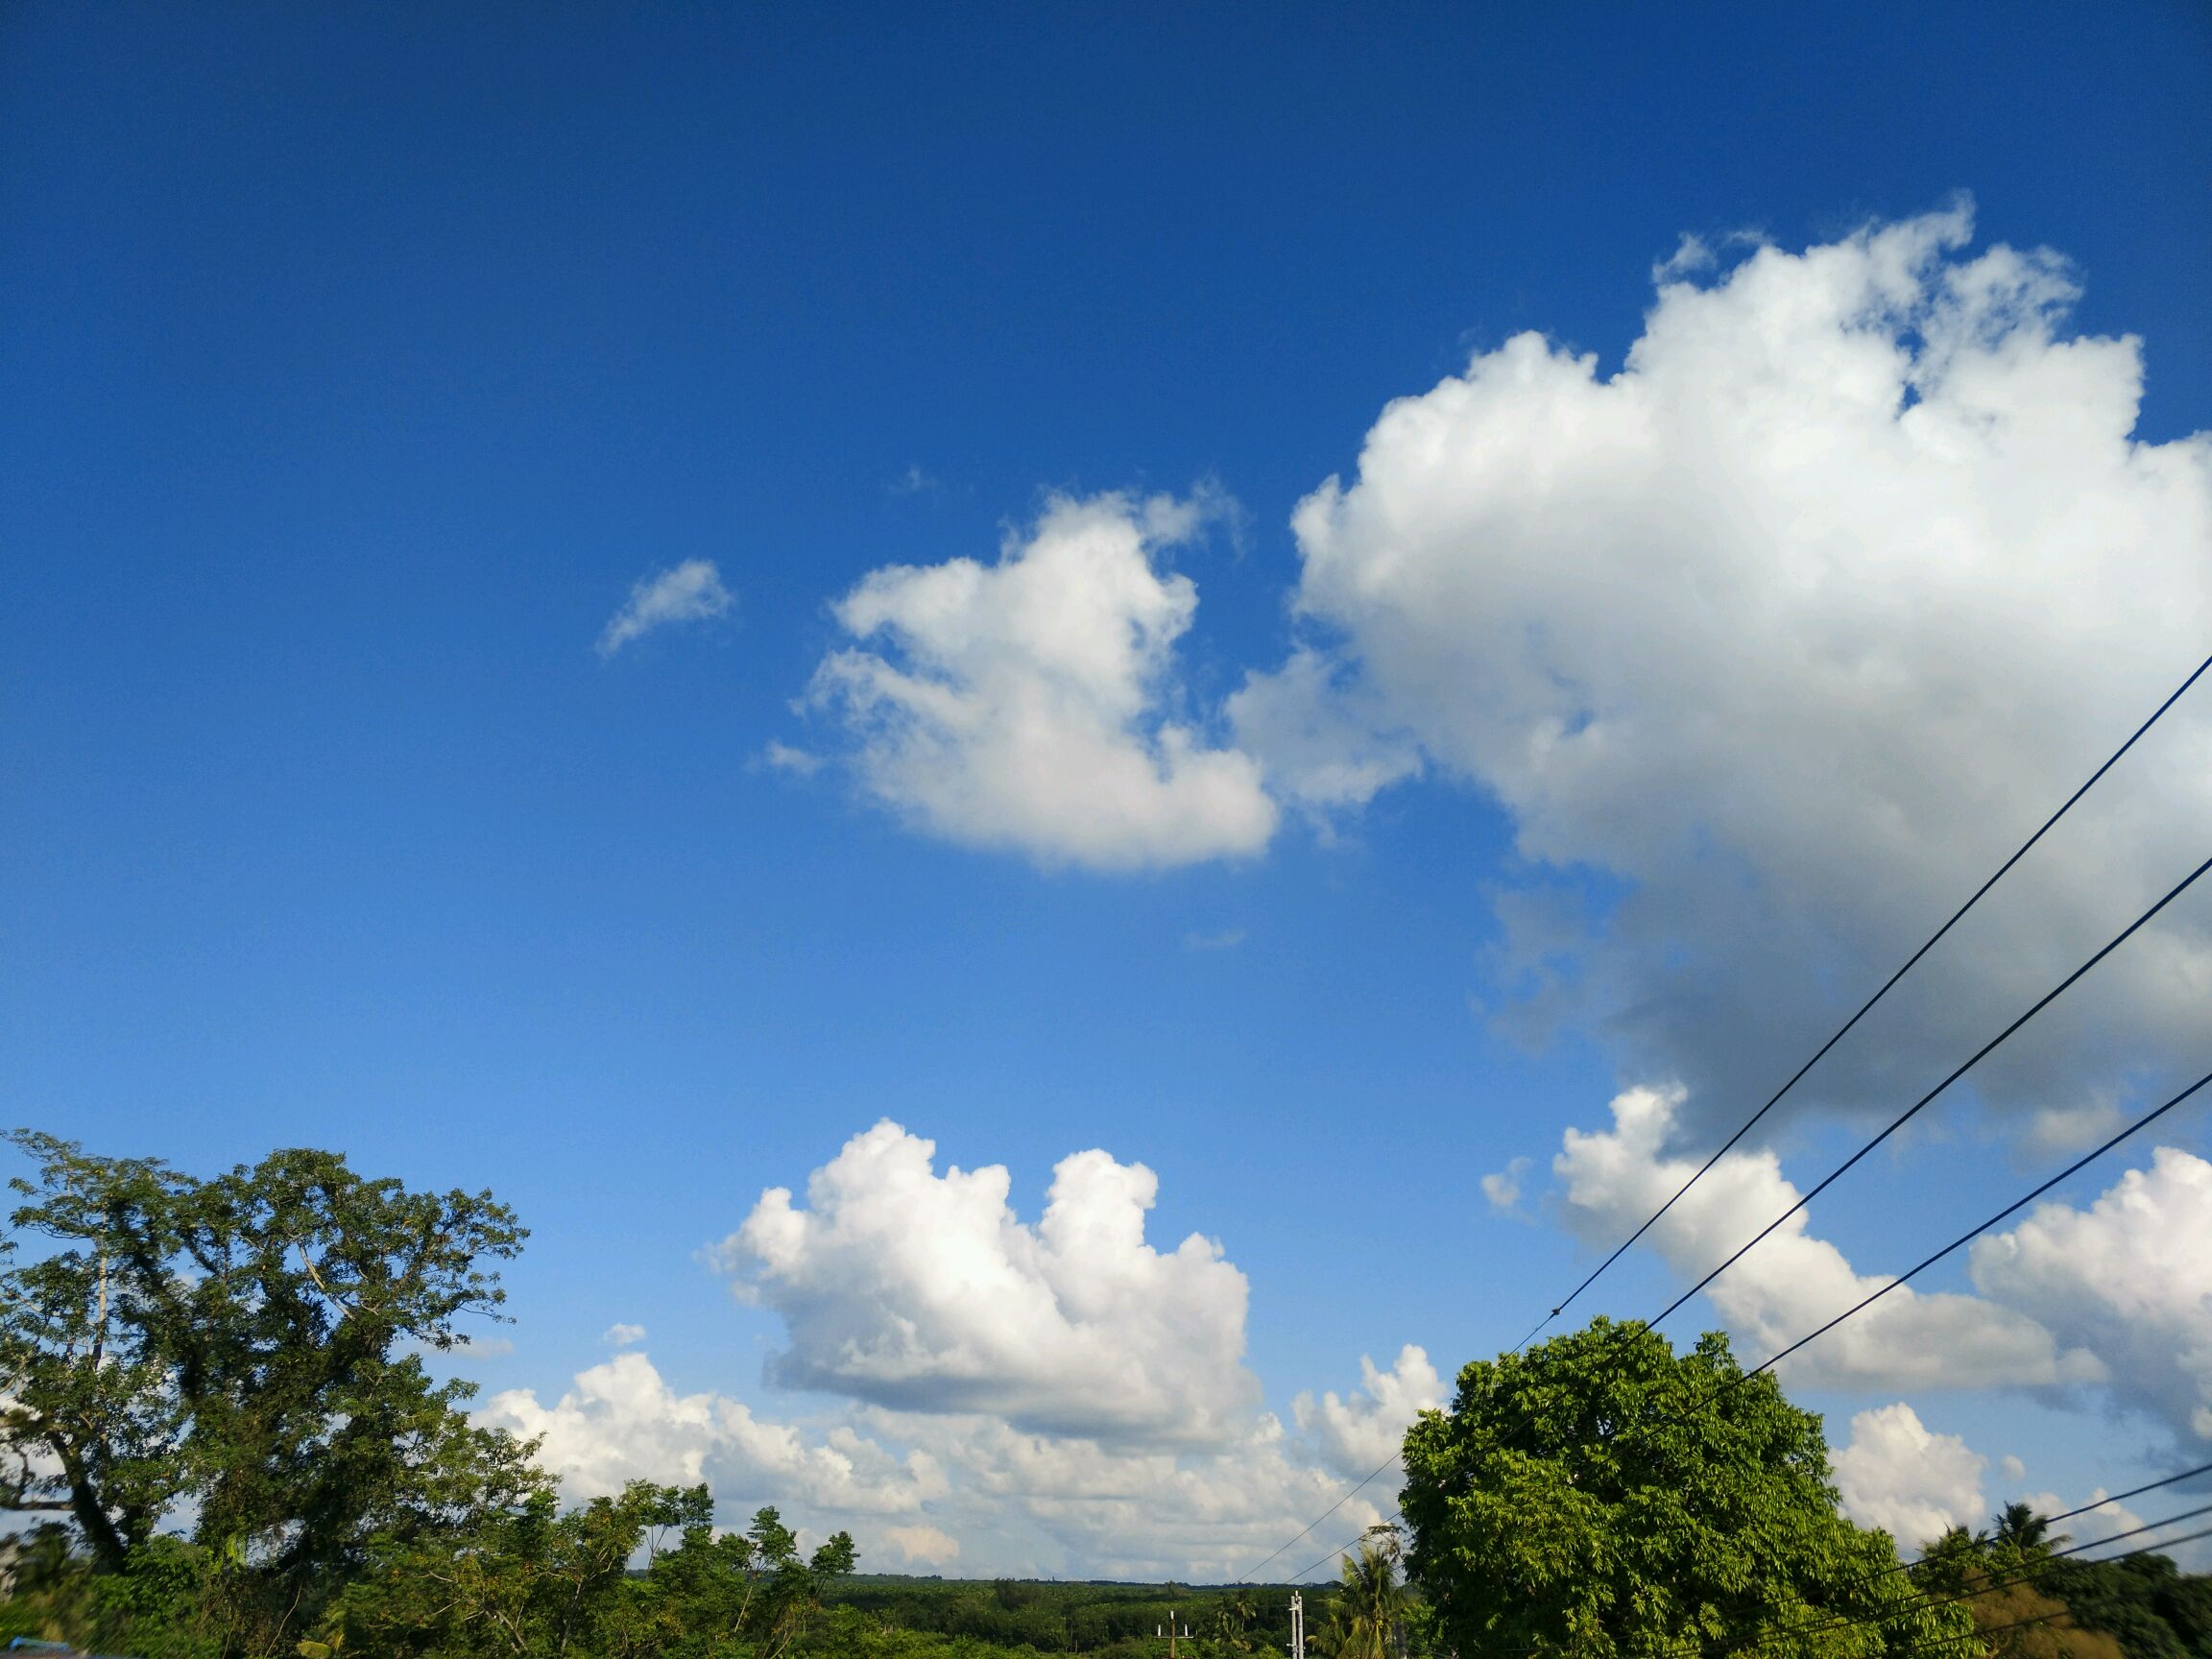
1291,1344 -> 1443,1477
2001,1454 -> 2027,1480
597,559 -> 735,656
1183,926 -> 1246,951
1480,1156 -> 1532,1214
1833,1403 -> 1986,1548
1970,1147 -> 2212,1444
1552,1084 -> 2104,1392
805,491 -> 1277,870
879,1523 -> 960,1566
1226,647 -> 1421,815
2014,1488 -> 2147,1550
862,1402 -> 1395,1581
601,1322 -> 647,1349
478,1350 -> 945,1514
717,1120 -> 1261,1446
1245,201 -> 2212,1130
757,740 -> 825,777
477,1338 -> 1420,1578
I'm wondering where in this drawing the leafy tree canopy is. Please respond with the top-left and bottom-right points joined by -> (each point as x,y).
1399,1317 -> 1976,1659
0,1130 -> 541,1651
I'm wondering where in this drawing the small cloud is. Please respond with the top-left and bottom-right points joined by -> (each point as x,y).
1652,231 -> 1717,283
601,1322 -> 647,1349
597,559 -> 734,656
2018,1093 -> 2126,1159
757,741 -> 825,778
890,464 -> 941,497
451,1334 -> 516,1362
881,1523 -> 961,1567
1182,927 -> 1246,952
2001,1454 -> 2027,1480
1480,1156 -> 1532,1214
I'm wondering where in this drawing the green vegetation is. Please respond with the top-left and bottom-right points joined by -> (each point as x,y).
1400,1317 -> 1979,1659
1,1133 -> 2204,1659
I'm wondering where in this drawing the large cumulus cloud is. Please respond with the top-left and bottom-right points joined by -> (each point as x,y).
716,1120 -> 1262,1446
1238,200 -> 2212,1130
805,491 -> 1277,870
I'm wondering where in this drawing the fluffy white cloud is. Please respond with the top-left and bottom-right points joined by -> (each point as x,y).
1225,647 -> 1421,814
1552,1084 -> 2104,1392
879,1523 -> 960,1567
1833,1403 -> 1986,1548
1246,201 -> 2212,1129
1292,1345 -> 1443,1478
1480,1157 -> 1531,1214
1971,1147 -> 2212,1443
477,1340 -> 1417,1578
601,1322 -> 647,1348
598,558 -> 734,655
478,1350 -> 946,1514
718,1120 -> 1261,1446
861,1403 -> 1395,1581
805,491 -> 1277,870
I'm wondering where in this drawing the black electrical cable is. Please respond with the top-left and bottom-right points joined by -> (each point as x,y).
1284,1508 -> 1404,1585
1237,1452 -> 1400,1583
1697,1504 -> 2212,1659
1241,1059 -> 2212,1584
1238,651 -> 2212,1589
1514,647 -> 2212,1354
1739,1067 -> 2212,1381
1650,851 -> 2212,1329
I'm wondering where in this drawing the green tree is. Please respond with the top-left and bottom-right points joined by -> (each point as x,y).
1914,1514 -> 2124,1659
1319,1526 -> 1407,1658
337,1484 -> 858,1659
1399,1318 -> 1977,1659
0,1131 -> 541,1652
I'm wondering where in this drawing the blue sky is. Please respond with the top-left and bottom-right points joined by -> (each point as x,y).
6,2 -> 2212,1577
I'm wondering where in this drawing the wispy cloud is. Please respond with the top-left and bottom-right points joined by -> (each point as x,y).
597,559 -> 734,657
1182,927 -> 1246,952
756,741 -> 825,778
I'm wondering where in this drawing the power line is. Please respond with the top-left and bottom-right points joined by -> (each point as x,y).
1514,646 -> 2212,1354
1238,652 -> 2212,1589
1649,850 -> 2212,1329
1245,1060 -> 2210,1588
1238,1054 -> 2211,1586
1692,1503 -> 2212,1659
1284,1509 -> 1403,1586
1735,1066 -> 2212,1382
1237,1452 -> 1399,1583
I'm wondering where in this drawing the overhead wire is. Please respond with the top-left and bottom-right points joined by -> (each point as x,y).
1514,646 -> 2212,1353
1682,1503 -> 2212,1659
1233,649 -> 2212,1588
1236,1452 -> 1400,1583
1647,850 -> 2212,1329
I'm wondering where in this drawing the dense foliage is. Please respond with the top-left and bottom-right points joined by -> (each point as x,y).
4,1135 -> 2204,1659
1400,1317 -> 1980,1659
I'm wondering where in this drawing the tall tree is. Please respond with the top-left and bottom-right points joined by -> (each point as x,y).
1399,1318 -> 1977,1659
0,1131 -> 541,1648
1322,1526 -> 1408,1658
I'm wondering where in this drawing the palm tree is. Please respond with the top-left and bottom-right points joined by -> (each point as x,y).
1214,1588 -> 1261,1651
1992,1503 -> 2064,1556
1321,1526 -> 1407,1659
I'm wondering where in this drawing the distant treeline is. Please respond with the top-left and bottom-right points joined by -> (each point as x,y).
824,1576 -> 1303,1652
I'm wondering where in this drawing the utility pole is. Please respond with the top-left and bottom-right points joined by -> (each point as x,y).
1289,1591 -> 1305,1659
1169,1606 -> 1176,1659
